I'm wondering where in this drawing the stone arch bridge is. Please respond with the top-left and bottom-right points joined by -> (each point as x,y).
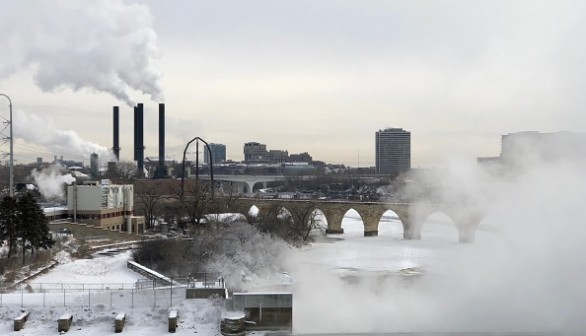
234,199 -> 484,243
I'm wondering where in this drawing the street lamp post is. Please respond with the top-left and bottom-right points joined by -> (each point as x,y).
0,94 -> 13,197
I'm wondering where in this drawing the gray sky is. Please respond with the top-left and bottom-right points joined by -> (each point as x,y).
1,0 -> 585,167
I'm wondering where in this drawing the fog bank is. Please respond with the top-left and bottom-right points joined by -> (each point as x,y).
288,158 -> 586,334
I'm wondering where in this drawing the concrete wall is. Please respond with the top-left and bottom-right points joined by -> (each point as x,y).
68,185 -> 102,211
226,293 -> 292,330
186,288 -> 227,299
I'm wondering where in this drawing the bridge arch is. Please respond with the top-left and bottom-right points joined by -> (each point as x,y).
234,199 -> 484,243
419,211 -> 459,242
241,204 -> 260,223
377,209 -> 405,238
251,181 -> 266,193
418,208 -> 483,243
340,208 -> 365,235
312,208 -> 328,232
277,206 -> 294,223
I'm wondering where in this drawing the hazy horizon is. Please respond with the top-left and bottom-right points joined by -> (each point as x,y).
1,0 -> 585,167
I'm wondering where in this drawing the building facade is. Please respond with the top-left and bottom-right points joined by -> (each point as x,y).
66,182 -> 144,233
203,143 -> 227,165
244,142 -> 268,162
90,153 -> 99,179
375,128 -> 411,175
265,150 -> 289,163
501,131 -> 586,165
288,152 -> 312,163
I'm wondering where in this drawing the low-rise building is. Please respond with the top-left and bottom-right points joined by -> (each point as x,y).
66,181 -> 144,233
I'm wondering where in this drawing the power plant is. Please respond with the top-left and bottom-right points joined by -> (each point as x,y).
112,102 -> 166,179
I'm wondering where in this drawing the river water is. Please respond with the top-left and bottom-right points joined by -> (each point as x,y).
283,211 -> 566,335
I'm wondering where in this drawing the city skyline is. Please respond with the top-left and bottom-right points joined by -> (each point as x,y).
1,1 -> 586,167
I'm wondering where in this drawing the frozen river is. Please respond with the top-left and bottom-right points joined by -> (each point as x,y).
292,210 -> 503,278
2,209 -> 576,335
287,211 -> 560,334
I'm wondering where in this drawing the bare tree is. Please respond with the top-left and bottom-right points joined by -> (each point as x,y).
286,201 -> 321,243
255,202 -> 290,239
253,201 -> 320,245
134,180 -> 166,230
107,161 -> 137,183
213,184 -> 243,214
177,180 -> 216,227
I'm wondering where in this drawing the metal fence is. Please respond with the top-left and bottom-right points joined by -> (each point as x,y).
0,273 -> 225,309
0,285 -> 186,309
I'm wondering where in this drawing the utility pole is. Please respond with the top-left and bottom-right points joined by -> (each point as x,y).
0,94 -> 13,197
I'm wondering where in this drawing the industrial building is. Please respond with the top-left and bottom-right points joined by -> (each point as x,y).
66,181 -> 144,233
375,128 -> 411,175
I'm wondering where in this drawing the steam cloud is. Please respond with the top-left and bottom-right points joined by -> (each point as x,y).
14,111 -> 114,160
31,164 -> 75,201
0,0 -> 163,106
285,155 -> 586,333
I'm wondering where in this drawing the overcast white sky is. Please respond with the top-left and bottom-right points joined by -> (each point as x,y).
0,0 -> 585,167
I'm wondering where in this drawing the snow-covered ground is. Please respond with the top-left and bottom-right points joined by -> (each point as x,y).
31,250 -> 141,285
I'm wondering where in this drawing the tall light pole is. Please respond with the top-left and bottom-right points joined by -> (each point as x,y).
0,94 -> 13,197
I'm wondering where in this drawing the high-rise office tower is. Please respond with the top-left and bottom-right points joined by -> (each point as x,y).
204,143 -> 227,165
90,153 -> 99,179
375,128 -> 411,175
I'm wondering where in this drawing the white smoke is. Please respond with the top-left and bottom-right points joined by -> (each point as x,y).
31,164 -> 75,201
0,0 -> 163,106
14,111 -> 115,160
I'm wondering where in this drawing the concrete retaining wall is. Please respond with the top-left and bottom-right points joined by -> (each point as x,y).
186,288 -> 227,299
225,293 -> 292,331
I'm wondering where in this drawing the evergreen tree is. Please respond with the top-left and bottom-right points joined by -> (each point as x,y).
16,193 -> 55,264
0,196 -> 18,257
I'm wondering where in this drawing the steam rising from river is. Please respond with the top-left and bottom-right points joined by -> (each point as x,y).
287,158 -> 586,334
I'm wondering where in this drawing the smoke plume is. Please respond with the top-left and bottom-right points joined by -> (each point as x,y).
14,111 -> 114,160
31,164 -> 75,201
0,0 -> 163,106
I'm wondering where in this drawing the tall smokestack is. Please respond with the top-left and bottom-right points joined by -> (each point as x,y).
136,103 -> 145,177
133,106 -> 138,161
112,106 -> 120,160
158,103 -> 166,178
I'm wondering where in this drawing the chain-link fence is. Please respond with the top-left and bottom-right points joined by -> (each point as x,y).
0,284 -> 186,309
0,273 -> 225,309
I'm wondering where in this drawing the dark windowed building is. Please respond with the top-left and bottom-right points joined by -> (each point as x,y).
204,143 -> 227,165
375,128 -> 411,175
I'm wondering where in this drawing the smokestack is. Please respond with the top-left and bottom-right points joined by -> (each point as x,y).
113,106 -> 120,160
158,103 -> 166,179
133,106 -> 138,161
136,103 -> 145,177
